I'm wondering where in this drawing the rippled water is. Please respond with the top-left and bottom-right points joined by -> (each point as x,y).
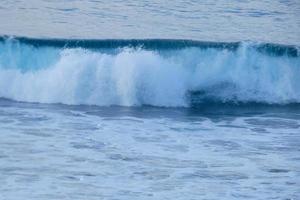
0,0 -> 299,44
0,100 -> 300,200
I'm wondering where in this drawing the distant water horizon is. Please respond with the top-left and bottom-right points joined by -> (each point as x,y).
0,0 -> 299,45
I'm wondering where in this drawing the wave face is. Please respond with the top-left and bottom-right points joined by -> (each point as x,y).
0,36 -> 300,107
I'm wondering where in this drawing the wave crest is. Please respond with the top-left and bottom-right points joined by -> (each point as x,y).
0,37 -> 299,107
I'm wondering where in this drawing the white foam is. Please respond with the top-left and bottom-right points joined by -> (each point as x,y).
0,42 -> 299,107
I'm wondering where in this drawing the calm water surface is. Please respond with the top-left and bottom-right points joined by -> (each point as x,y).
0,0 -> 299,44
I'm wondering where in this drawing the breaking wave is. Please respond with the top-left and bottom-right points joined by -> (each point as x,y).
0,36 -> 299,107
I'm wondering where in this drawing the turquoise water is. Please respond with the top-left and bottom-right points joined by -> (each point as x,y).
0,1 -> 300,200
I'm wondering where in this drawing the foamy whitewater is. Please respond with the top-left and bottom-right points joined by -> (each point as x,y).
1,37 -> 299,107
0,1 -> 300,200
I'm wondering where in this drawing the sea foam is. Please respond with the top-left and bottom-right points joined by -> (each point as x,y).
0,37 -> 299,107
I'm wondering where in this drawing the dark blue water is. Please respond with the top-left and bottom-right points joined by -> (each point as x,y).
0,1 -> 300,200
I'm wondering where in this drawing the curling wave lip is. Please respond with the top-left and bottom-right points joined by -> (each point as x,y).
0,36 -> 299,107
1,36 -> 299,57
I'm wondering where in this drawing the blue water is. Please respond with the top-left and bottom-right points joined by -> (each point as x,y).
0,1 -> 300,200
0,0 -> 300,44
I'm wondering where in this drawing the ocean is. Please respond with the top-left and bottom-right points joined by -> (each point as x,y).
0,0 -> 300,200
